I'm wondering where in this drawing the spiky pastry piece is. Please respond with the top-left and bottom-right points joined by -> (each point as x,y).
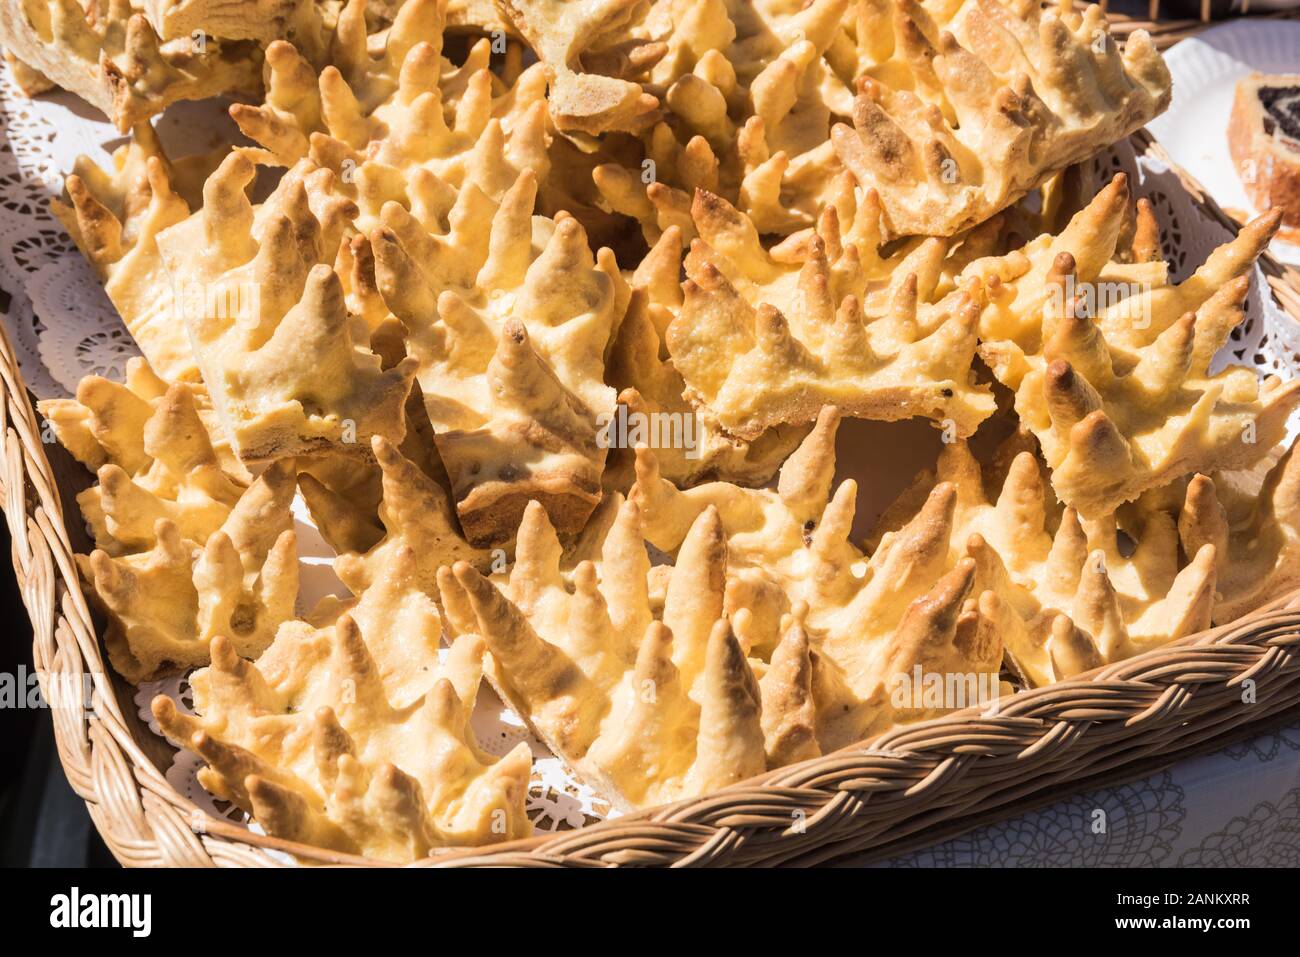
831,0 -> 1171,238
445,457 -> 1001,810
593,0 -> 856,241
4,45 -> 54,93
78,462 -> 298,682
665,187 -> 996,440
150,152 -> 416,463
874,437 -> 1224,686
604,228 -> 810,488
39,360 -> 256,554
606,173 -> 1004,479
630,405 -> 844,587
0,0 -> 262,129
230,0 -> 551,209
442,503 -> 764,809
52,126 -> 204,382
151,551 -> 532,861
138,0 -> 313,44
1180,439 -> 1300,625
371,169 -> 625,545
496,0 -> 661,135
971,177 -> 1300,516
54,0 -> 547,386
303,434 -> 492,596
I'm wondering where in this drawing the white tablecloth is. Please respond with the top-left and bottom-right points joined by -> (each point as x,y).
871,722 -> 1300,866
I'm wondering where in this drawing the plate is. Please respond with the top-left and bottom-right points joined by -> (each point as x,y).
1145,19 -> 1300,265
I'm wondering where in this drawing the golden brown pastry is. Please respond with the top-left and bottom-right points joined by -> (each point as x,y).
151,545 -> 532,860
873,435 -> 1220,686
39,359 -> 248,554
79,463 -> 298,683
307,434 -> 492,594
661,186 -> 997,440
968,175 -> 1300,517
370,170 -> 627,545
0,0 -> 262,129
53,128 -> 210,383
495,0 -> 661,135
443,483 -> 1002,809
229,0 -> 551,206
831,0 -> 1171,238
593,0 -> 853,240
155,153 -> 416,463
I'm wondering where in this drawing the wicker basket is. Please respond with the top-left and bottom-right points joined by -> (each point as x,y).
1094,0 -> 1300,48
5,124 -> 1300,867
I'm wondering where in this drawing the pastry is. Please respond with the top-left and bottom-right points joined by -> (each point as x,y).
662,186 -> 997,440
876,431 -> 1300,684
306,434 -> 492,594
53,128 -> 210,383
151,545 -> 532,860
39,361 -> 250,554
873,435 -> 1218,685
495,0 -> 661,135
968,174 -> 1300,516
629,405 -> 845,592
29,0 -> 1300,859
229,0 -> 551,204
442,486 -> 1001,810
139,0 -> 316,45
0,0 -> 262,129
155,152 -> 417,462
370,169 -> 626,545
1228,73 -> 1300,245
79,463 -> 298,682
604,231 -> 812,488
1181,439 -> 1300,625
831,0 -> 1171,238
592,0 -> 853,241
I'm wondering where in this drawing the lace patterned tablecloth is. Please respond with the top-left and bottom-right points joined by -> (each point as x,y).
5,61 -> 1300,866
870,721 -> 1300,867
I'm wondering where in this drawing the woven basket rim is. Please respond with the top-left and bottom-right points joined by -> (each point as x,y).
5,122 -> 1300,867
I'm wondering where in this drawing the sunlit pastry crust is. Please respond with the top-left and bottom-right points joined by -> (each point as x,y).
663,186 -> 997,440
79,462 -> 298,682
53,126 -> 212,383
831,0 -> 1171,238
0,0 -> 262,129
495,0 -> 661,134
154,152 -> 416,462
443,480 -> 1002,809
967,174 -> 1300,517
370,169 -> 626,545
151,546 -> 532,860
39,359 -> 249,554
873,434 -> 1219,686
229,0 -> 551,208
1228,73 -> 1300,245
592,0 -> 853,240
604,229 -> 811,489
